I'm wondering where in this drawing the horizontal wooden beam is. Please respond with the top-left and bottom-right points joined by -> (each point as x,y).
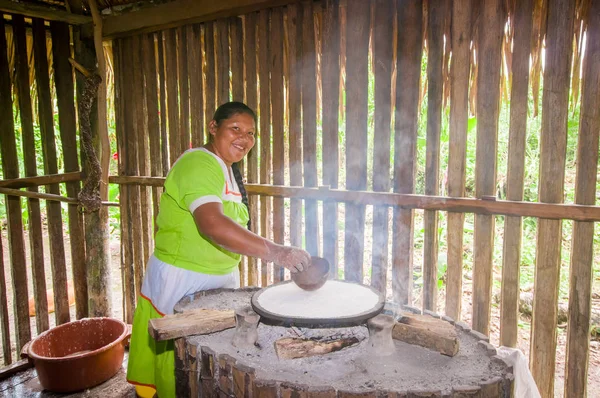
0,0 -> 91,25
108,176 -> 600,222
0,171 -> 82,188
102,0 -> 300,39
0,187 -> 118,206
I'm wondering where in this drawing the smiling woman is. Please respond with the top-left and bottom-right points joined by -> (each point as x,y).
125,101 -> 311,398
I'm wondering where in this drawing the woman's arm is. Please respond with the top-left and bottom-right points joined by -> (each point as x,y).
193,202 -> 310,272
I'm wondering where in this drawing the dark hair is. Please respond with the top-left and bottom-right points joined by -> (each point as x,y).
213,102 -> 256,230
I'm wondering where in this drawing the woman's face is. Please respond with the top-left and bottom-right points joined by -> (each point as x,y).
208,112 -> 256,166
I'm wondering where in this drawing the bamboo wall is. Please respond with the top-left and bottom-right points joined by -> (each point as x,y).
0,15 -> 88,365
0,0 -> 599,396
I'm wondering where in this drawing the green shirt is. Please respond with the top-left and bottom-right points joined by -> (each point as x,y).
154,148 -> 249,275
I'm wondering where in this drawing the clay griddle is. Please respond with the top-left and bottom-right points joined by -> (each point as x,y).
251,280 -> 385,327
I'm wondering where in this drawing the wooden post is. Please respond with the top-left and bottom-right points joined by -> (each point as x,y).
216,18 -> 230,106
287,4 -> 303,250
565,2 -> 600,396
472,0 -> 504,334
0,15 -> 30,358
530,0 -> 575,396
177,26 -> 190,153
423,0 -> 446,311
233,362 -> 256,397
271,7 -> 285,282
500,0 -> 533,347
12,15 -> 49,332
344,0 -> 370,283
445,0 -> 473,321
204,22 -> 217,140
165,28 -> 180,163
370,0 -> 394,294
33,18 -> 70,325
244,12 -> 259,286
302,0 -> 320,257
321,0 -> 340,278
188,24 -> 204,147
230,16 -> 244,103
392,0 -> 422,305
258,9 -> 272,286
157,31 -> 170,172
0,238 -> 10,365
73,21 -> 113,317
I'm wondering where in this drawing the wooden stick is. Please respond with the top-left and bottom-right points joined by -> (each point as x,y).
0,187 -> 118,206
108,176 -> 600,222
344,0 -> 370,283
216,18 -> 230,106
565,2 -> 600,396
187,24 -> 204,147
472,0 -> 504,335
302,0 -> 319,258
204,22 -> 216,142
0,171 -> 82,189
12,14 -> 49,333
68,57 -> 92,78
271,7 -> 285,282
321,0 -> 340,278
446,0 -> 473,321
500,0 -> 533,347
393,0 -> 423,306
157,31 -> 169,172
244,12 -> 259,286
230,16 -> 244,102
165,28 -> 181,164
258,9 -> 272,286
51,21 -> 88,320
0,225 -> 12,365
530,1 -> 576,396
423,0 -> 447,312
371,0 -> 394,294
177,26 -> 190,154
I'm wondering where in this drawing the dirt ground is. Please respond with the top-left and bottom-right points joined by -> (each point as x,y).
1,219 -> 599,397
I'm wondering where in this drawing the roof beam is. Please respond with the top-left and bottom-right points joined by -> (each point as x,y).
0,0 -> 91,25
102,0 -> 300,39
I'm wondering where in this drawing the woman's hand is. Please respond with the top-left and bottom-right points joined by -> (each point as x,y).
263,242 -> 311,273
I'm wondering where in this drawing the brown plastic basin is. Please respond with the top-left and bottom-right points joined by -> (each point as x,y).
23,317 -> 131,393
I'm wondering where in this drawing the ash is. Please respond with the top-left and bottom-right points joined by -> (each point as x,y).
182,289 -> 508,394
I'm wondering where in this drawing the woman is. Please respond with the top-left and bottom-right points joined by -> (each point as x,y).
127,102 -> 311,398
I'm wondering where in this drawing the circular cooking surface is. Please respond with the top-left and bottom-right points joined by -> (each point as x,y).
251,280 -> 385,327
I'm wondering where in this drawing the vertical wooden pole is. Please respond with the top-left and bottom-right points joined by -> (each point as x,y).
321,0 -> 340,278
302,0 -> 320,257
244,13 -> 259,286
132,35 -> 152,267
344,0 -> 370,283
51,21 -> 88,320
142,33 -> 162,232
446,0 -> 473,321
423,0 -> 446,311
157,31 -> 169,172
371,0 -> 394,294
0,15 -> 30,355
393,0 -> 423,306
472,0 -> 504,334
217,18 -> 231,106
230,16 -> 244,103
165,28 -> 180,164
530,0 -> 575,396
33,18 -> 70,325
188,24 -> 204,147
500,0 -> 533,347
258,9 -> 272,286
287,4 -> 303,250
112,38 -> 135,323
271,7 -> 285,282
0,237 -> 10,364
12,15 -> 49,332
204,22 -> 217,133
565,3 -> 600,396
178,26 -> 190,153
